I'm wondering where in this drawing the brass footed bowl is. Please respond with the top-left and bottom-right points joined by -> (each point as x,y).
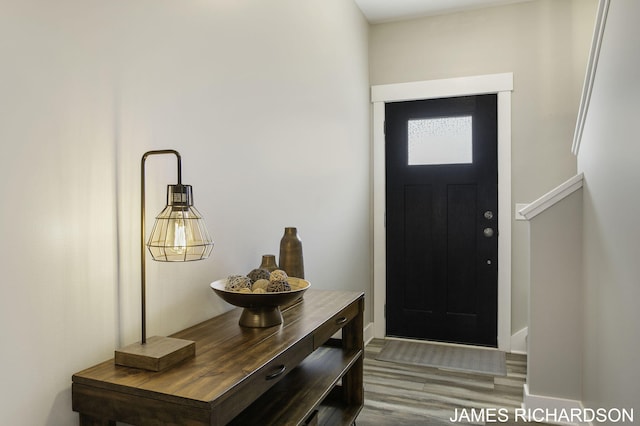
210,277 -> 310,328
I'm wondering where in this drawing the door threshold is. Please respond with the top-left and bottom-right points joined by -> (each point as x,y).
384,336 -> 501,352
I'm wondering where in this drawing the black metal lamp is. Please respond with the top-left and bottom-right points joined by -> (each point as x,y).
115,149 -> 214,371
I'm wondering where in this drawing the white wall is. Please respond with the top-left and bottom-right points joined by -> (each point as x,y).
368,0 -> 596,335
578,0 -> 640,413
527,189 -> 583,400
0,1 -> 370,424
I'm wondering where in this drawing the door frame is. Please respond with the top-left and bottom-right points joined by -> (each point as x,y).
371,73 -> 513,351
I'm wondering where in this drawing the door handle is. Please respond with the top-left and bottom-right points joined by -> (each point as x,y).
483,228 -> 494,238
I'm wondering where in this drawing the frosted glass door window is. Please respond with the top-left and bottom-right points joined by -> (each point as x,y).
408,116 -> 473,165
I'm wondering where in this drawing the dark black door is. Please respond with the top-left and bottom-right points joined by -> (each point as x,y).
385,94 -> 498,347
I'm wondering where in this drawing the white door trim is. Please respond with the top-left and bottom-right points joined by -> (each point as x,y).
371,73 -> 513,351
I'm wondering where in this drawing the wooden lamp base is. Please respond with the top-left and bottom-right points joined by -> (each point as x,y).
115,336 -> 195,371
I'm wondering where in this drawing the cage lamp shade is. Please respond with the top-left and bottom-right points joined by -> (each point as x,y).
147,184 -> 214,262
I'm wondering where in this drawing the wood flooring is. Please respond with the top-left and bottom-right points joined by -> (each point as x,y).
357,339 -> 543,425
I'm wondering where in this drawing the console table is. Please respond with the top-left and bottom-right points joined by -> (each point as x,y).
72,289 -> 364,425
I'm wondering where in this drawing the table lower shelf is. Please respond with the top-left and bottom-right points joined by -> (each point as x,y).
228,345 -> 363,425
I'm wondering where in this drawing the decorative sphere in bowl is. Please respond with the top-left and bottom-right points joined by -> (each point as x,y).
210,277 -> 310,327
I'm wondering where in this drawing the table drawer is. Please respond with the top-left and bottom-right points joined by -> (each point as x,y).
216,334 -> 314,425
313,301 -> 360,349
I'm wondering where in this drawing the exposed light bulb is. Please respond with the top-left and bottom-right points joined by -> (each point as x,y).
172,218 -> 187,254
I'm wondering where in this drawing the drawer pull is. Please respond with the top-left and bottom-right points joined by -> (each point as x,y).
335,316 -> 348,325
265,365 -> 286,380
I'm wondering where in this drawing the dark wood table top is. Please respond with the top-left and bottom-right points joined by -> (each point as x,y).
72,289 -> 364,410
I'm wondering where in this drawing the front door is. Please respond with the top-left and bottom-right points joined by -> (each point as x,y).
385,94 -> 498,347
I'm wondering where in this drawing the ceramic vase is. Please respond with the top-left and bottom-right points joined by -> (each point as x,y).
278,227 -> 304,278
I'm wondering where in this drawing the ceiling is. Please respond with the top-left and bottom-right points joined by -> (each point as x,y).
354,0 -> 534,23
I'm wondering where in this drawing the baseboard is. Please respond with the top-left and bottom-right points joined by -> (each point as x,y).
364,322 -> 375,346
511,327 -> 528,354
523,384 -> 591,426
